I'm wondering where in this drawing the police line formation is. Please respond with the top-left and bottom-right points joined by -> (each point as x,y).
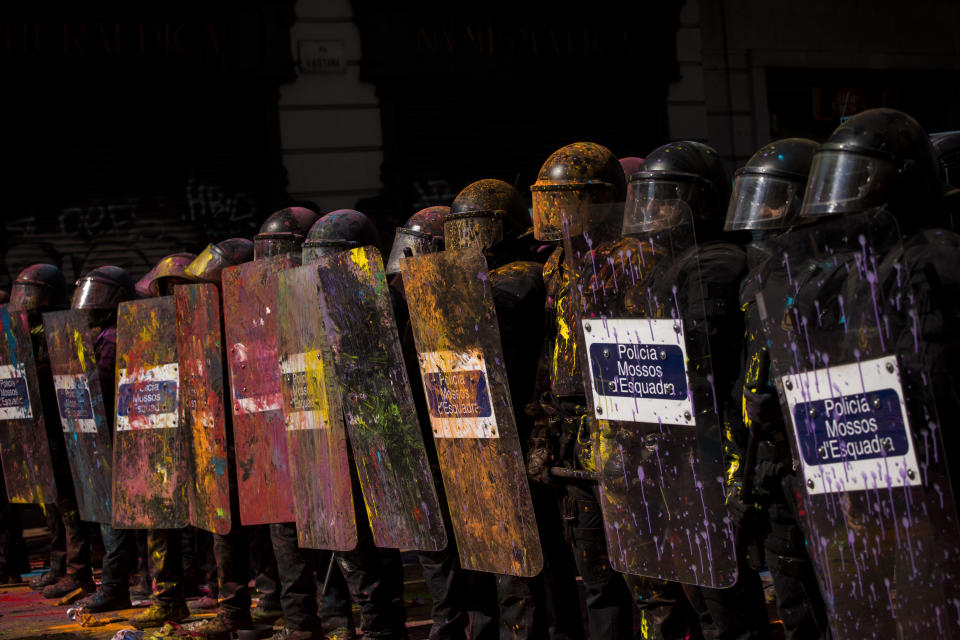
1,107 -> 958,640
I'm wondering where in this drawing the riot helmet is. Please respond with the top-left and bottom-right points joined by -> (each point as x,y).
445,179 -> 528,252
135,253 -> 196,298
619,156 -> 644,180
302,209 -> 379,263
385,206 -> 447,275
531,142 -> 626,242
72,266 -> 135,311
254,207 -> 320,259
800,108 -> 942,221
9,264 -> 67,312
724,138 -> 819,232
186,238 -> 255,284
623,141 -> 730,237
930,131 -> 960,189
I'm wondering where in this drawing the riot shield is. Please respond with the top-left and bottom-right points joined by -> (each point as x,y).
402,247 -> 541,576
275,263 -> 355,551
316,246 -> 447,551
113,296 -> 189,528
0,307 -> 56,504
567,202 -> 738,587
43,310 -> 113,522
175,283 -> 232,535
222,255 -> 298,525
756,209 -> 960,637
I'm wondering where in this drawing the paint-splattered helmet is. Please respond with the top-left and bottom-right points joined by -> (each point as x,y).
445,179 -> 529,252
9,264 -> 67,311
186,238 -> 255,284
531,142 -> 626,242
302,209 -> 379,263
254,207 -> 320,259
385,206 -> 447,275
72,266 -> 135,311
135,253 -> 196,298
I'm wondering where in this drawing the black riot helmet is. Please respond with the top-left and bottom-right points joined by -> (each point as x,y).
724,138 -> 819,233
800,109 -> 943,225
385,206 -> 447,275
445,179 -> 529,252
253,207 -> 320,259
531,142 -> 626,242
9,264 -> 67,312
72,266 -> 135,311
623,141 -> 730,238
186,238 -> 254,284
302,209 -> 380,263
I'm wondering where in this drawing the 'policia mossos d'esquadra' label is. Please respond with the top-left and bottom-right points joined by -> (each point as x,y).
780,355 -> 922,496
0,363 -> 33,420
116,363 -> 179,431
54,374 -> 97,432
419,349 -> 498,438
582,318 -> 695,426
278,350 -> 335,430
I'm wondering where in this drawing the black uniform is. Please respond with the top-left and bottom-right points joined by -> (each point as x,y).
723,242 -> 829,640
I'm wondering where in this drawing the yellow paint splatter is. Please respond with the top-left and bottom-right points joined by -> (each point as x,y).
350,247 -> 371,274
72,329 -> 87,365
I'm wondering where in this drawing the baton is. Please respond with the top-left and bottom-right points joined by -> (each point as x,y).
320,552 -> 337,595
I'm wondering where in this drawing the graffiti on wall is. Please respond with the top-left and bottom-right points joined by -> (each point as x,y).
1,179 -> 263,289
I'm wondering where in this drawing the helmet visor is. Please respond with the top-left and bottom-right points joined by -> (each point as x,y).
800,150 -> 898,217
530,183 -> 615,241
302,240 -> 356,264
9,283 -> 46,311
623,180 -> 699,234
444,215 -> 503,252
254,236 -> 302,260
186,244 -> 230,283
72,277 -> 126,310
724,174 -> 805,231
385,229 -> 440,275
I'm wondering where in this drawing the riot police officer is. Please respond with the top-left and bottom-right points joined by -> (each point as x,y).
528,142 -> 635,639
722,138 -> 831,639
751,109 -> 960,637
71,265 -> 140,613
386,205 -> 497,640
10,265 -> 96,601
801,108 -> 960,548
246,207 -> 320,631
128,253 -> 196,629
445,179 -> 585,640
610,140 -> 770,639
173,238 -> 262,638
299,209 -> 408,640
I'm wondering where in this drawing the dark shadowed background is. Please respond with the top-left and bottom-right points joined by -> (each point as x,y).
1,0 -> 958,289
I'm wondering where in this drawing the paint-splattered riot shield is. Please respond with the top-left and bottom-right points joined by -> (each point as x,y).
756,209 -> 960,637
568,202 -> 737,587
222,255 -> 298,525
43,310 -> 113,522
402,247 -> 542,576
175,283 -> 232,534
113,297 -> 188,528
275,262 -> 355,550
0,307 -> 56,504
316,246 -> 447,551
